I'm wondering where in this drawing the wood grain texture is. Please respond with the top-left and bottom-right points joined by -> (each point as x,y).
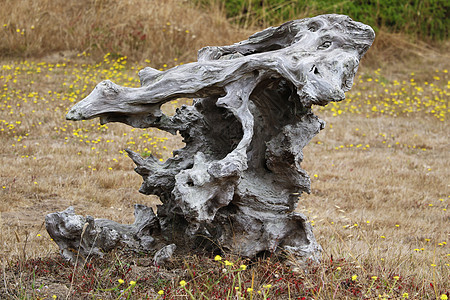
48,14 -> 375,265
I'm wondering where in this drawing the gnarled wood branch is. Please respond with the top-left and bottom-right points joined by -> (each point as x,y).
48,14 -> 374,264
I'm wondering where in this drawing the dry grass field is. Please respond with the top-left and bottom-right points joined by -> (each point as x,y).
0,0 -> 245,64
0,1 -> 449,299
0,51 -> 448,300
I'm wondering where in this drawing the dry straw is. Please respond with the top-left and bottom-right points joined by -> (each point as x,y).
0,0 -> 245,64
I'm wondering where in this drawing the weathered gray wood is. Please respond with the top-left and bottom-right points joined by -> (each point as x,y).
45,205 -> 160,262
49,14 -> 374,264
153,244 -> 176,266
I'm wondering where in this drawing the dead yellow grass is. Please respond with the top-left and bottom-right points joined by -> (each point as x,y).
0,52 -> 448,297
4,0 -> 447,70
0,0 -> 246,64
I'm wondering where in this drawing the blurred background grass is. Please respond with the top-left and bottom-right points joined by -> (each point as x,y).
1,0 -> 448,66
213,0 -> 449,40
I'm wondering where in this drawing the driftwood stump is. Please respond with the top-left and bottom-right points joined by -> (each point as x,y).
46,14 -> 374,265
